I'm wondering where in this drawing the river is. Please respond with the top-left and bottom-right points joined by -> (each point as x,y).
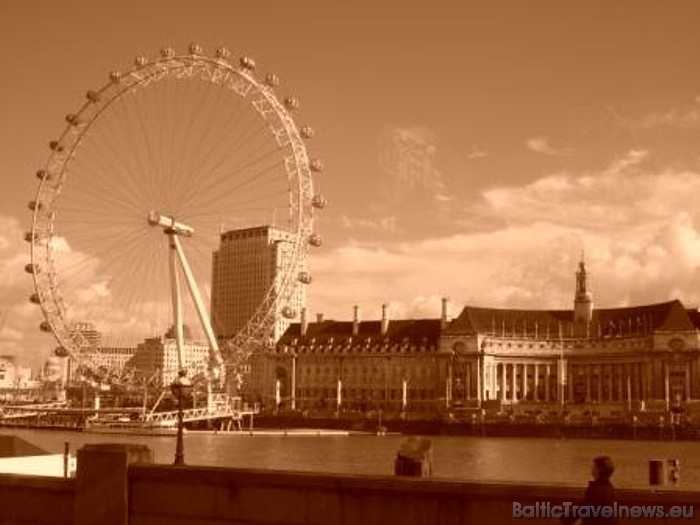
3,428 -> 699,489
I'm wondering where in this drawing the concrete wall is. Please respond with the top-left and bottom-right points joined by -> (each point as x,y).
0,445 -> 698,525
0,474 -> 74,524
129,464 -> 700,525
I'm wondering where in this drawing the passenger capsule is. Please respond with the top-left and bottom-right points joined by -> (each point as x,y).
298,272 -> 312,284
109,71 -> 122,82
300,126 -> 315,139
265,73 -> 279,87
309,159 -> 324,173
40,321 -> 52,333
308,233 -> 322,247
65,113 -> 79,126
134,56 -> 148,67
30,293 -> 41,305
24,232 -> 37,243
284,97 -> 299,110
215,47 -> 230,59
311,195 -> 327,209
188,43 -> 202,55
282,306 -> 296,319
24,263 -> 37,274
160,47 -> 175,59
36,170 -> 49,181
86,90 -> 100,102
28,200 -> 42,211
54,346 -> 69,358
49,140 -> 64,152
240,56 -> 256,70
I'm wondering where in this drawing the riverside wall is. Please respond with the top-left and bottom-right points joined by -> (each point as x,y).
0,443 -> 698,525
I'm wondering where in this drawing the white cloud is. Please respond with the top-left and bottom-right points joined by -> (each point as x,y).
0,215 -> 53,365
309,150 -> 700,320
481,150 -> 696,230
525,137 -> 571,156
465,145 -> 489,160
378,126 -> 451,208
340,215 -> 397,232
640,98 -> 700,128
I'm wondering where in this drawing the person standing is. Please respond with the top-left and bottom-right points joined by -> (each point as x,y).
563,456 -> 618,525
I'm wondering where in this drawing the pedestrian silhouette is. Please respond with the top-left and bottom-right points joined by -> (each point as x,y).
563,456 -> 618,525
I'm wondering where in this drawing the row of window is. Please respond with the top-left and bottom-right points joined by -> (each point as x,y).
279,344 -> 437,355
295,388 -> 437,400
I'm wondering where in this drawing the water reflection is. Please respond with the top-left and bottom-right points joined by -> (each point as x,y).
3,429 -> 698,489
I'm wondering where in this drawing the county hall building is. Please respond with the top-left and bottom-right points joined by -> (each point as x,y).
256,261 -> 700,415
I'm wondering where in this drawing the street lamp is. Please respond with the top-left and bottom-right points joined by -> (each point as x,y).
170,369 -> 192,466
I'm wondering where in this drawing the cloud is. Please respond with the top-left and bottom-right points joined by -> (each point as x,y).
309,150 -> 700,320
465,145 -> 489,160
340,215 -> 397,232
525,137 -> 571,156
609,98 -> 700,132
480,150 -> 688,230
640,97 -> 700,129
378,126 -> 451,209
0,215 -> 53,365
0,216 -> 190,367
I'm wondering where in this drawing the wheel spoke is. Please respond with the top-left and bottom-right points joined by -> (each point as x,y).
30,50 -> 319,386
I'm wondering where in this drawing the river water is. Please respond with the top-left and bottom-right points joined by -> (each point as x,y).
3,428 -> 699,490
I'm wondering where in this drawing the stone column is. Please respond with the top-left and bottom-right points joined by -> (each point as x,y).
500,362 -> 506,401
586,364 -> 592,402
534,363 -> 540,402
75,443 -> 153,525
642,361 -> 651,402
476,356 -> 482,406
607,364 -> 613,402
664,361 -> 670,411
637,362 -> 643,402
568,365 -> 574,402
291,353 -> 297,411
511,363 -> 517,402
557,359 -> 566,405
545,365 -> 551,403
617,364 -> 624,402
523,363 -> 529,400
466,362 -> 472,400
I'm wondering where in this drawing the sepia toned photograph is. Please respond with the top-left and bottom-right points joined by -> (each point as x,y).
0,1 -> 699,523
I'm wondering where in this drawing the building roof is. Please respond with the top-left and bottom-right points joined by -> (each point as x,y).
279,319 -> 442,344
447,299 -> 698,336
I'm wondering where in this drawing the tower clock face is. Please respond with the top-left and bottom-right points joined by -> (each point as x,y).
668,338 -> 685,351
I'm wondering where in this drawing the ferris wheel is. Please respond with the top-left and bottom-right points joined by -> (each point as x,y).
26,44 -> 325,388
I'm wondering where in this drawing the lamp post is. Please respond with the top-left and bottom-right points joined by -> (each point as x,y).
170,370 -> 192,466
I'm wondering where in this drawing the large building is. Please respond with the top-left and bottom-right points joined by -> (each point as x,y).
131,326 -> 210,385
258,261 -> 700,415
0,356 -> 19,388
256,305 -> 442,411
65,323 -> 136,382
211,225 -> 304,343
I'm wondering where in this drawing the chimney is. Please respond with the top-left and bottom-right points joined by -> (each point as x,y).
441,297 -> 449,329
316,313 -> 324,323
300,307 -> 308,336
381,303 -> 389,336
352,305 -> 360,336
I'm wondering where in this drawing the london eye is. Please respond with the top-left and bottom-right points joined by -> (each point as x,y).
26,44 -> 325,391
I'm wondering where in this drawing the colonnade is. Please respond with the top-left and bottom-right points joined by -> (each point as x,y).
470,360 -> 695,404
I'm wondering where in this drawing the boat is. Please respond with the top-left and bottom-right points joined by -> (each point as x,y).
84,416 -> 180,436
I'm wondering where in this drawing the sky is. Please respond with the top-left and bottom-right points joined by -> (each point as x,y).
2,0 -> 700,366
